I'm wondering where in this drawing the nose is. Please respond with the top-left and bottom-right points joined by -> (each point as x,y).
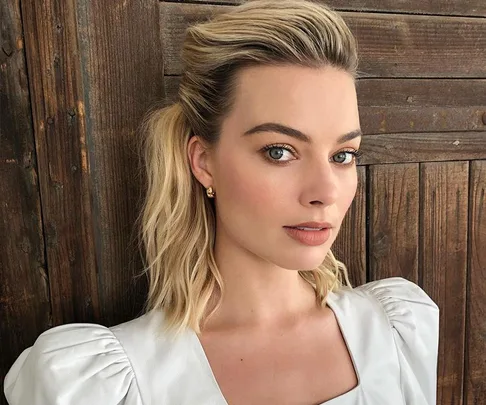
299,159 -> 340,207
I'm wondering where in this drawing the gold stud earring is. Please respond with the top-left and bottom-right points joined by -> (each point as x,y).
206,186 -> 215,198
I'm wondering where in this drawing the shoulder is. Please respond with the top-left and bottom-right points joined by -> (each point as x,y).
331,277 -> 440,404
331,276 -> 439,328
332,277 -> 440,350
3,311 -> 167,405
353,277 -> 440,337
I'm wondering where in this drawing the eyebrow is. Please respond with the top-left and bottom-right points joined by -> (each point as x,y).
243,122 -> 362,144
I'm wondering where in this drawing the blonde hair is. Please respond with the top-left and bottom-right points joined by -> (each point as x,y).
138,0 -> 357,334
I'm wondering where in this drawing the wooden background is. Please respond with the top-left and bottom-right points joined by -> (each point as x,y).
1,0 -> 485,404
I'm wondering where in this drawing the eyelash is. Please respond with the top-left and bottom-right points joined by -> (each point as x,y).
260,143 -> 363,166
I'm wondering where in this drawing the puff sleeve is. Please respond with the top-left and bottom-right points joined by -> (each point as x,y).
3,323 -> 143,405
360,277 -> 440,405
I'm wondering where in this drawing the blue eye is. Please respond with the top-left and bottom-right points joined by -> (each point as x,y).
333,150 -> 363,165
261,144 -> 297,164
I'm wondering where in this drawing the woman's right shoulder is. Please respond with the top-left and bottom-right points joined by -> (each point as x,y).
3,310 -> 171,405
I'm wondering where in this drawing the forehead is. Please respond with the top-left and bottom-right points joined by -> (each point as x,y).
226,64 -> 359,138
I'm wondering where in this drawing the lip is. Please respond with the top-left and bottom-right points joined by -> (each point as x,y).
285,221 -> 333,229
284,227 -> 332,246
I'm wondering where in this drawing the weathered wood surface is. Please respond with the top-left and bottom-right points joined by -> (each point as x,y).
160,3 -> 486,78
361,132 -> 486,165
421,161 -> 469,404
0,1 -> 51,397
465,160 -> 486,404
19,0 -> 101,328
369,164 -> 419,282
75,0 -> 163,326
356,79 -> 486,134
182,0 -> 486,17
333,166 -> 366,287
1,0 -> 163,400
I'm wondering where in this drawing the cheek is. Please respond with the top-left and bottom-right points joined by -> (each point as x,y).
216,153 -> 285,219
223,164 -> 278,210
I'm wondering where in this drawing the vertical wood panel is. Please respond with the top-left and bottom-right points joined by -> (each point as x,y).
333,166 -> 366,287
76,0 -> 164,325
0,1 -> 51,399
465,160 -> 486,404
369,164 -> 419,282
20,0 -> 100,325
421,161 -> 469,405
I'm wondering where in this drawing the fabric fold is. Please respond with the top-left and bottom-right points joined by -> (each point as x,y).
4,323 -> 144,405
358,277 -> 440,405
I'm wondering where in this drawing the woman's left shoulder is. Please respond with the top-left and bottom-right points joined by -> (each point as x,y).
353,277 -> 440,331
355,276 -> 438,312
351,277 -> 440,404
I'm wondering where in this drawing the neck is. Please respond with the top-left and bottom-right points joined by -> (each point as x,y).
203,225 -> 319,331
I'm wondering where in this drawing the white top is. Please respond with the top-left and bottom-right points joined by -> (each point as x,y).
4,277 -> 439,405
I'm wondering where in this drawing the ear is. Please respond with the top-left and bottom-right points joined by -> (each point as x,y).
187,135 -> 214,188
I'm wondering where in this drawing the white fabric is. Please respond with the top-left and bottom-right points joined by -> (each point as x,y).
3,277 -> 439,404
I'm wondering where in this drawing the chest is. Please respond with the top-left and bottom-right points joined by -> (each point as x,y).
198,317 -> 358,405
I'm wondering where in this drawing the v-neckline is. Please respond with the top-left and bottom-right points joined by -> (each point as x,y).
189,290 -> 362,405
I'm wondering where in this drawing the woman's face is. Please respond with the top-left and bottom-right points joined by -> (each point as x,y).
192,64 -> 361,271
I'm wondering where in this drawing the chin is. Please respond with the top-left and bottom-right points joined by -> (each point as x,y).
272,248 -> 330,271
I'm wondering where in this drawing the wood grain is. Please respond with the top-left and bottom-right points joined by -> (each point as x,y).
421,161 -> 469,404
361,132 -> 486,165
464,160 -> 486,404
75,0 -> 163,325
369,164 -> 419,282
182,0 -> 486,17
165,76 -> 486,134
0,1 -> 51,398
356,79 -> 486,107
19,0 -> 101,325
356,79 -> 486,134
333,166 -> 366,287
160,3 -> 486,78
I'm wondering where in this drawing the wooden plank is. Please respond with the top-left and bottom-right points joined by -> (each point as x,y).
76,0 -> 164,325
362,132 -> 486,165
0,0 -> 51,396
160,3 -> 486,78
369,164 -> 419,282
183,0 -> 486,17
165,76 -> 486,134
333,166 -> 366,287
19,0 -> 100,325
421,161 -> 469,404
361,107 -> 485,135
464,160 -> 486,404
356,79 -> 486,134
357,79 -> 486,107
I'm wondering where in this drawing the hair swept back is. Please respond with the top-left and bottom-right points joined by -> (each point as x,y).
137,0 -> 358,335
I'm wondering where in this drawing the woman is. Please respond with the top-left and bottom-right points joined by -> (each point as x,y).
4,0 -> 439,404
